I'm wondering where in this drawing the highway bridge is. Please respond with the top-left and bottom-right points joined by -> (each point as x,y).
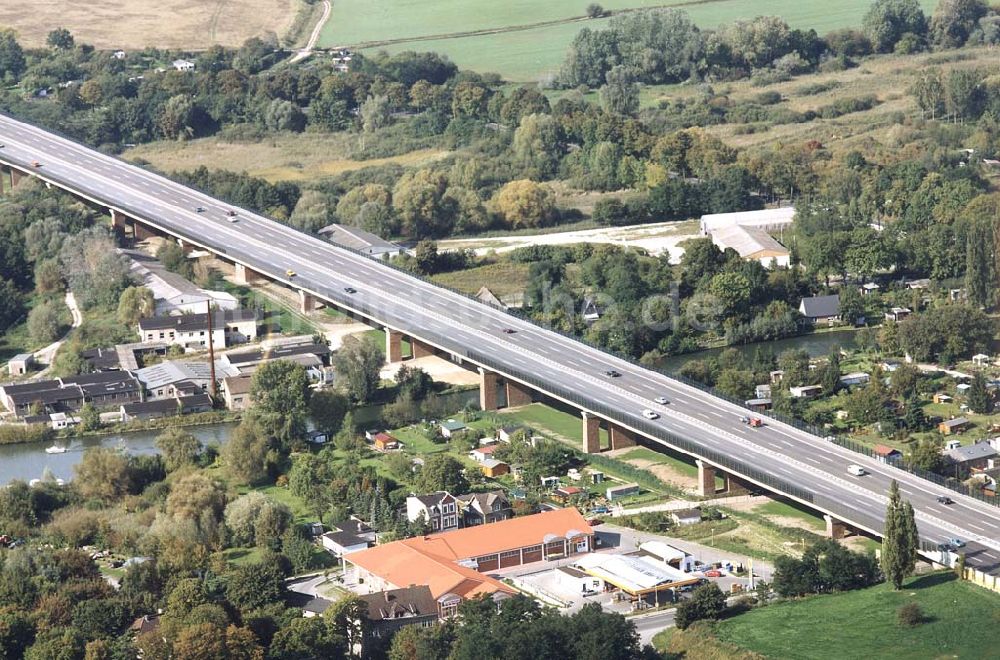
2,113 -> 1000,575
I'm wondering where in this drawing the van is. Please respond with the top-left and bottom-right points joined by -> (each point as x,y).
847,464 -> 866,477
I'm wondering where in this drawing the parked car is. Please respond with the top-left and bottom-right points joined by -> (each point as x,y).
847,464 -> 867,477
703,570 -> 723,578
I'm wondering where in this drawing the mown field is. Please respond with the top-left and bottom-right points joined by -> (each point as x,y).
0,0 -> 303,50
322,0 -> 938,81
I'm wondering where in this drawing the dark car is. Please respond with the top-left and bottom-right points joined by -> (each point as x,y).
344,287 -> 357,294
225,209 -> 237,217
605,370 -> 622,378
502,328 -> 516,334
195,206 -> 205,213
937,495 -> 953,505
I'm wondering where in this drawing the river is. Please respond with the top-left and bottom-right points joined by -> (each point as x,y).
0,423 -> 236,485
656,329 -> 860,373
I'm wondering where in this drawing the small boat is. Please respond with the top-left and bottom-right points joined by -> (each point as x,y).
44,445 -> 67,454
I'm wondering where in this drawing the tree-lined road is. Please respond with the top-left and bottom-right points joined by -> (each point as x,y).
2,112 -> 999,573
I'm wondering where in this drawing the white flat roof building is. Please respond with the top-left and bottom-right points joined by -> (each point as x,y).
700,206 -> 796,235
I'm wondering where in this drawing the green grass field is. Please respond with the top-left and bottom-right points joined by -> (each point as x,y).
714,573 -> 1000,660
322,0 -> 938,81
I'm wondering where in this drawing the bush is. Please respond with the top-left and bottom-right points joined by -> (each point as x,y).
898,602 -> 924,627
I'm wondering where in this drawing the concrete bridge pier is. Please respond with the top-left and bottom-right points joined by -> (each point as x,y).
9,167 -> 25,188
234,263 -> 264,285
583,411 -> 601,454
609,424 -> 636,450
697,460 -> 717,497
825,514 -> 849,539
411,339 -> 435,358
505,380 -> 534,407
299,290 -> 318,314
386,328 -> 403,363
479,368 -> 500,411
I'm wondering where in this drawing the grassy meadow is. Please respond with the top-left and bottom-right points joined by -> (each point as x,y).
321,0 -> 938,81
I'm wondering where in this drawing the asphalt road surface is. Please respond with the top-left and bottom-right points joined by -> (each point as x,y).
2,113 -> 999,572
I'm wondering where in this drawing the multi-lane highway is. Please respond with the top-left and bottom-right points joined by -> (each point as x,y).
2,113 -> 1000,573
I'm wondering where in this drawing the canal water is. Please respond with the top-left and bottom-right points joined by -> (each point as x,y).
0,423 -> 236,485
656,329 -> 860,373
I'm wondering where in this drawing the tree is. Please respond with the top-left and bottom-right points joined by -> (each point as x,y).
586,3 -> 605,18
26,300 -> 63,345
862,0 -> 927,52
117,286 -> 156,325
882,479 -> 918,589
249,360 -> 311,448
0,607 -> 34,659
966,371 -> 992,414
600,65 -> 640,115
264,99 -> 306,132
674,582 -> 727,629
0,278 -> 25,335
156,428 -> 202,472
289,190 -> 332,233
268,617 -> 345,659
489,180 -> 557,229
221,420 -> 272,485
360,94 -> 392,133
0,29 -> 26,80
333,335 -> 384,403
929,0 -> 987,47
46,28 -> 74,50
225,561 -> 286,612
418,454 -> 469,494
74,447 -> 130,500
59,228 -> 131,310
308,389 -> 349,435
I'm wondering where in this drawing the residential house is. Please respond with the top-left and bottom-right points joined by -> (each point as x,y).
905,278 -> 930,290
480,459 -> 509,478
221,375 -> 253,411
947,441 -> 997,470
798,295 -> 840,325
476,286 -> 507,310
455,490 -> 512,526
860,282 -> 880,296
671,508 -> 703,526
439,419 -> 466,438
223,339 -> 331,382
939,417 -> 971,435
606,483 -> 641,500
112,50 -> 126,60
745,398 -> 772,411
470,445 -> 499,463
344,509 -> 593,611
138,309 -> 258,349
754,384 -> 771,399
172,59 -> 195,71
933,393 -> 953,405
7,354 -> 33,376
789,385 -> 823,399
839,372 -> 870,387
320,519 -> 376,558
318,223 -> 403,259
873,445 -> 903,464
973,354 -> 991,367
358,586 -> 438,647
553,486 -> 584,503
884,307 -> 911,322
498,424 -> 530,442
373,432 -> 401,452
406,492 -> 461,532
582,297 -> 603,323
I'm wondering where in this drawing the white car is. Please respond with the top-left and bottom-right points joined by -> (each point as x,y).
654,396 -> 669,405
847,464 -> 866,477
642,409 -> 659,420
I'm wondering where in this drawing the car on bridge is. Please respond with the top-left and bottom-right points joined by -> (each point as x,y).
937,495 -> 954,505
605,370 -> 622,378
847,464 -> 867,477
502,328 -> 515,334
949,537 -> 966,549
642,409 -> 659,420
195,206 -> 205,213
344,287 -> 356,294
285,270 -> 296,278
654,396 -> 669,404
31,160 -> 41,167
